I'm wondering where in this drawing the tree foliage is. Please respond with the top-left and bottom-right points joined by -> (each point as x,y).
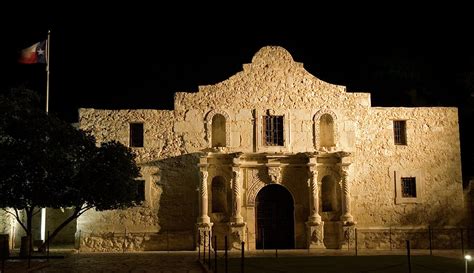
0,88 -> 141,248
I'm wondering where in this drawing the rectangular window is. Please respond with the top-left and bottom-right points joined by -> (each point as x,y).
393,120 -> 407,145
263,115 -> 284,146
130,123 -> 144,147
135,180 -> 145,202
401,177 -> 416,198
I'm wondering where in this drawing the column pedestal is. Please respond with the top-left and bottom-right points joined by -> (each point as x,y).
341,224 -> 356,250
228,222 -> 246,250
196,222 -> 213,250
306,221 -> 325,249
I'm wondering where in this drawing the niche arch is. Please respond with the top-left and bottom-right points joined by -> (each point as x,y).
205,110 -> 231,148
313,109 -> 338,151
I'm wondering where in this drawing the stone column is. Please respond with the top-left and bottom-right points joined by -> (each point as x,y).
198,169 -> 210,224
306,165 -> 325,249
231,167 -> 243,224
229,166 -> 246,250
307,169 -> 322,224
340,164 -> 354,224
196,168 -> 213,250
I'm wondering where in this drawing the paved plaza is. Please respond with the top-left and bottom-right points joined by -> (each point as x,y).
0,249 -> 468,273
1,251 -> 204,273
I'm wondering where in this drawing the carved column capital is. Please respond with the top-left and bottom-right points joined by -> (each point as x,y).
200,169 -> 209,182
232,168 -> 241,181
340,164 -> 350,178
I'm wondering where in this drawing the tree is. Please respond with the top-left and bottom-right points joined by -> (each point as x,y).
0,88 -> 141,251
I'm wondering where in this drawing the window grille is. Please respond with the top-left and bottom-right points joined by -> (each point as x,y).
401,177 -> 416,198
263,115 -> 284,146
393,120 -> 407,145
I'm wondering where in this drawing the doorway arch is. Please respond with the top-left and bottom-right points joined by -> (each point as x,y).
255,184 -> 295,249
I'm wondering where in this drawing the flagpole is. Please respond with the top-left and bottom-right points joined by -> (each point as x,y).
45,29 -> 50,113
41,29 -> 51,243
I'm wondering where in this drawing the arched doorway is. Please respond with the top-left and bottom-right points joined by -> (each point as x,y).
256,184 -> 295,249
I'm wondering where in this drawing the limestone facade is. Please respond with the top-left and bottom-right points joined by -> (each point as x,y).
60,46 -> 465,250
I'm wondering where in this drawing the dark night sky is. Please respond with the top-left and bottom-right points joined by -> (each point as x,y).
1,7 -> 473,180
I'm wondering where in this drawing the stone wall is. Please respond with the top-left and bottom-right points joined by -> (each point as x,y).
355,227 -> 466,249
173,47 -> 370,154
78,230 -> 194,252
75,46 -> 466,251
0,210 -> 10,234
351,107 -> 464,228
78,109 -> 198,251
46,209 -> 77,244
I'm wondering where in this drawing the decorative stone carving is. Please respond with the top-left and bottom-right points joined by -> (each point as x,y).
267,167 -> 282,184
341,225 -> 356,249
196,222 -> 213,249
229,223 -> 246,250
246,169 -> 266,206
306,221 -> 325,249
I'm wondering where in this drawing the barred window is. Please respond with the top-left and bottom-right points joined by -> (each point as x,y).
263,115 -> 284,146
401,177 -> 416,198
393,120 -> 407,145
130,123 -> 144,147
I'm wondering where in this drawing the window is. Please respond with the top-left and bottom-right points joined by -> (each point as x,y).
263,115 -> 284,146
401,177 -> 416,198
135,180 -> 145,202
130,123 -> 144,147
391,167 -> 423,204
393,120 -> 407,145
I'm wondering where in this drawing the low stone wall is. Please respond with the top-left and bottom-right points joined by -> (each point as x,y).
79,230 -> 194,252
356,227 -> 466,250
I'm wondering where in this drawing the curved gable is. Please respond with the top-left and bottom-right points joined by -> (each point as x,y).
175,46 -> 369,111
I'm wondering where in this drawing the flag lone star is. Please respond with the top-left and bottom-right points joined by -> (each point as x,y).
18,40 -> 46,64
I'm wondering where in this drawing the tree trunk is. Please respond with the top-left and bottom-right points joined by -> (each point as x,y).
20,208 -> 33,257
26,208 -> 33,238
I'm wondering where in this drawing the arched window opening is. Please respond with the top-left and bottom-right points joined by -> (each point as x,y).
212,176 -> 227,213
319,114 -> 335,148
212,114 -> 226,147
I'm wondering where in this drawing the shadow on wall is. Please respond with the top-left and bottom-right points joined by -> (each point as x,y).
141,153 -> 200,250
397,202 -> 466,227
356,203 -> 470,250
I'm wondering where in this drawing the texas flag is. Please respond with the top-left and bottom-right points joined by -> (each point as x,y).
18,40 -> 47,64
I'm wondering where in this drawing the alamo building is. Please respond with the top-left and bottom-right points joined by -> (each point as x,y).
1,46 -> 468,251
